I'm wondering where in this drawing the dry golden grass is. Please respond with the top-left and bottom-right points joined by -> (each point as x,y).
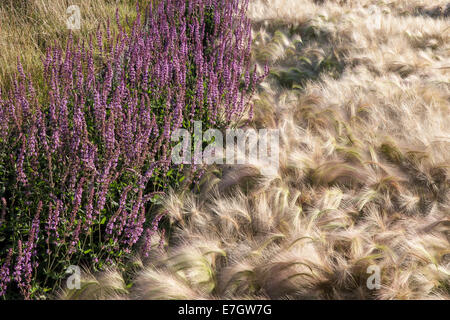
58,0 -> 449,300
0,0 -> 140,90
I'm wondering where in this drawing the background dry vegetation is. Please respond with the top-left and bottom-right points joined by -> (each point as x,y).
1,0 -> 449,300
0,0 -> 143,91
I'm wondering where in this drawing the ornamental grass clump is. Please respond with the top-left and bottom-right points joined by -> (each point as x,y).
0,0 -> 265,299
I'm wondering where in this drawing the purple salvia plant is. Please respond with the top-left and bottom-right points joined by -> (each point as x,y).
141,213 -> 165,258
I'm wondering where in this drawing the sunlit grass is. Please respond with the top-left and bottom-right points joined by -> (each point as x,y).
0,0 -> 141,91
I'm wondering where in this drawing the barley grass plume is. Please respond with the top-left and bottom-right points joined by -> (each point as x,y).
57,0 -> 450,300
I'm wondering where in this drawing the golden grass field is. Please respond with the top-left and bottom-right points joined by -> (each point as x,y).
57,0 -> 450,300
2,0 -> 449,300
